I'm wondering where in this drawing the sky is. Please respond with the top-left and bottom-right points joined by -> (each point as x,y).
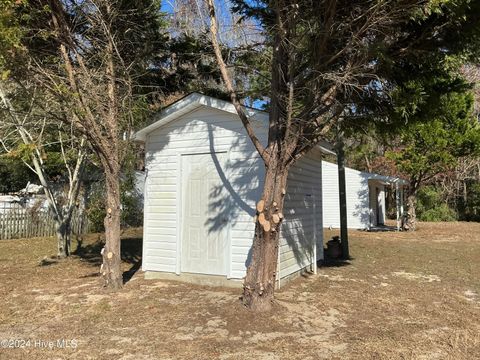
159,0 -> 268,109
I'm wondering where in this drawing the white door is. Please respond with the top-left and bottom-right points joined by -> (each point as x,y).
377,186 -> 385,225
181,153 -> 228,275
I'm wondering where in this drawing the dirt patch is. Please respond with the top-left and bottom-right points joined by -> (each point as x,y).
391,270 -> 441,282
0,223 -> 479,359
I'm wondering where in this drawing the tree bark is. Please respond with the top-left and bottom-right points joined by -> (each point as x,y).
56,219 -> 71,258
403,191 -> 417,231
101,165 -> 123,290
365,154 -> 372,173
242,163 -> 288,311
206,0 -> 297,311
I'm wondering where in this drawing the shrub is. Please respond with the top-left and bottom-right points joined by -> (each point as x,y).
459,182 -> 480,221
416,186 -> 441,215
86,184 -> 107,233
85,170 -> 144,232
419,203 -> 458,222
417,186 -> 457,222
120,178 -> 143,228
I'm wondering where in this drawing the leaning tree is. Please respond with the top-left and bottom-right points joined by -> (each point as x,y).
206,0 -> 480,310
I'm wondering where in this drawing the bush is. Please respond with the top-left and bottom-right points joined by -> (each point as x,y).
85,170 -> 144,232
419,203 -> 458,222
459,182 -> 480,221
86,184 -> 107,233
416,186 -> 441,215
0,157 -> 37,193
119,166 -> 143,228
417,186 -> 457,222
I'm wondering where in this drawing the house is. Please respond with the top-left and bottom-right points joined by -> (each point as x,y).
0,183 -> 48,214
0,195 -> 23,214
321,161 -> 407,230
134,93 -> 335,287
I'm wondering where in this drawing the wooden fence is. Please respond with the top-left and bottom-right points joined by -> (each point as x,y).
0,208 -> 89,240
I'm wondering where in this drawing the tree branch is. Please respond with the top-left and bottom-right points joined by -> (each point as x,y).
206,0 -> 268,162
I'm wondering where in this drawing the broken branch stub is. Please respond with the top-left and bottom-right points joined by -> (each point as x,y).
258,212 -> 266,225
256,199 -> 265,213
272,214 -> 280,224
262,221 -> 271,232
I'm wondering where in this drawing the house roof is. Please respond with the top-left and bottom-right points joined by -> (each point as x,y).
133,92 -> 336,155
367,175 -> 409,186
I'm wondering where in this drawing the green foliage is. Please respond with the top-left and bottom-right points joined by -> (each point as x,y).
0,141 -> 83,191
120,170 -> 143,228
386,89 -> 480,187
0,156 -> 36,193
5,143 -> 36,162
420,204 -> 458,222
459,182 -> 480,221
417,186 -> 458,221
0,0 -> 25,69
119,144 -> 143,228
86,175 -> 143,232
86,147 -> 143,231
86,187 -> 106,233
416,186 -> 442,214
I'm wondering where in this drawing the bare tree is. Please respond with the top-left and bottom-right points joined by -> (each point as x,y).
437,156 -> 480,209
169,0 -> 262,45
0,82 -> 86,257
11,0 -> 165,289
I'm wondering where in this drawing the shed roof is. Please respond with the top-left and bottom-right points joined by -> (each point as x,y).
322,160 -> 408,186
133,93 -> 335,155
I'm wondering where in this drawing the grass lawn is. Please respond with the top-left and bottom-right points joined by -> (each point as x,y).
0,222 -> 479,359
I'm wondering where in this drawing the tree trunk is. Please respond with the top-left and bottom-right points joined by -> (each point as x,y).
101,167 -> 123,290
242,164 -> 288,311
364,154 -> 372,173
56,218 -> 71,258
403,191 -> 417,231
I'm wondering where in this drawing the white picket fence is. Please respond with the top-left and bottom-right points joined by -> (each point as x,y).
0,208 -> 89,240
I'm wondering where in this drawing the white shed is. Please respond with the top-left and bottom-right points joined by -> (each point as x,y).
134,93 -> 333,287
321,160 -> 407,230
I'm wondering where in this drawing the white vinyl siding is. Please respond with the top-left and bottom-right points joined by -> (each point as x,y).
279,149 -> 324,280
142,102 -> 325,282
321,161 -> 381,229
143,107 -> 266,278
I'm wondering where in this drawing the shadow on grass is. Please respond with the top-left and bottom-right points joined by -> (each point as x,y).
364,225 -> 399,232
74,235 -> 143,284
319,256 -> 354,268
39,258 -> 59,266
